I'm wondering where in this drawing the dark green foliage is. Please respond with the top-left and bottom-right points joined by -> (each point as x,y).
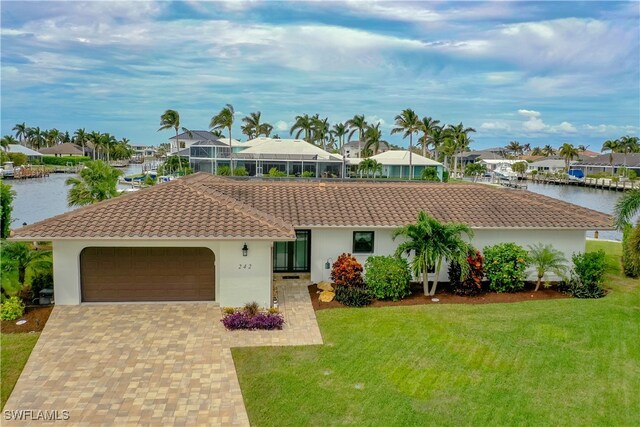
421,167 -> 439,181
364,256 -> 411,301
217,165 -> 231,176
301,171 -> 315,178
0,182 -> 16,239
484,243 -> 530,292
335,285 -> 372,307
41,156 -> 90,165
562,251 -> 607,298
158,156 -> 190,175
234,167 -> 248,176
622,225 -> 640,278
267,167 -> 286,177
7,153 -> 28,166
448,250 -> 485,296
30,271 -> 54,297
562,276 -> 606,299
442,170 -> 449,182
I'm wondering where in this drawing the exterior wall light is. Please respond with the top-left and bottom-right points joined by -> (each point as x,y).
242,243 -> 249,257
325,258 -> 332,269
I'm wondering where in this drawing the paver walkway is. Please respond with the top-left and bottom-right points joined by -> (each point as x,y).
4,283 -> 321,426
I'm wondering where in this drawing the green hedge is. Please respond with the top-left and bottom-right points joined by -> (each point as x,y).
41,156 -> 90,166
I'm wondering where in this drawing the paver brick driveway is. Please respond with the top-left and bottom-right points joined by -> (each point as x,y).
4,304 -> 249,426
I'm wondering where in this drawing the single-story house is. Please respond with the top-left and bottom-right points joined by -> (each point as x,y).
528,158 -> 575,173
478,159 -> 527,171
11,173 -> 611,308
571,153 -> 640,176
347,150 -> 444,180
455,150 -> 506,168
6,144 -> 43,161
39,143 -> 84,157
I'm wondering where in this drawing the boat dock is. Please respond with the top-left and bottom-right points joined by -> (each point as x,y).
529,176 -> 638,191
11,166 -> 50,179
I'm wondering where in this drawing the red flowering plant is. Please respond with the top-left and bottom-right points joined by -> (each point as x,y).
330,253 -> 364,288
448,249 -> 485,296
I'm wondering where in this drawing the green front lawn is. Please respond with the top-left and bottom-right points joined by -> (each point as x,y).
1,333 -> 40,409
233,241 -> 640,426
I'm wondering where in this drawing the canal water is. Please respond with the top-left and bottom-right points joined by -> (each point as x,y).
7,172 -> 629,240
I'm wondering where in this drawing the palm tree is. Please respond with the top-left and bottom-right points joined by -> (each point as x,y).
523,143 -> 531,154
88,131 -> 102,160
506,141 -> 523,157
74,128 -> 88,156
602,139 -> 619,174
430,126 -> 451,163
417,116 -> 441,157
558,143 -> 579,171
1,241 -> 51,286
615,189 -> 640,230
542,145 -> 556,157
615,189 -> 640,277
391,108 -> 421,179
346,114 -> 368,158
65,160 -> 122,207
12,122 -> 28,146
311,115 -> 330,150
617,136 -> 640,177
527,243 -> 568,291
362,123 -> 387,157
258,123 -> 273,137
211,129 -> 225,138
331,122 -> 348,152
210,104 -> 236,175
531,146 -> 543,156
290,114 -> 314,142
158,109 -> 183,153
394,211 -> 473,296
44,128 -> 61,147
357,158 -> 382,178
241,111 -> 262,140
1,135 -> 17,151
28,127 -> 45,150
447,123 -> 476,176
100,133 -> 117,163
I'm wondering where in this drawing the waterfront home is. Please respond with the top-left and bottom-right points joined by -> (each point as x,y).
341,140 -> 390,158
478,158 -> 527,172
347,150 -> 444,180
528,158 -> 575,174
455,149 -> 506,169
39,142 -> 84,157
131,144 -> 157,158
572,153 -> 640,176
11,173 -> 611,307
168,130 -> 241,153
6,144 -> 43,161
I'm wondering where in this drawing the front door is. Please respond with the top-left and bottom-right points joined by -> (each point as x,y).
273,230 -> 311,272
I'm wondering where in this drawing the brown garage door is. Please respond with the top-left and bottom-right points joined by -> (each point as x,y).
80,247 -> 215,302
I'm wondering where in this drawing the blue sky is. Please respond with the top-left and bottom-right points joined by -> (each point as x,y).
1,1 -> 639,150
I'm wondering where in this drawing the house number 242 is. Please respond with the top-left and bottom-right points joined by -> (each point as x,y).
238,264 -> 252,270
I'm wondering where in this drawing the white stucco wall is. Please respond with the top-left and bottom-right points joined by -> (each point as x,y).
308,227 -> 586,283
52,239 -> 273,307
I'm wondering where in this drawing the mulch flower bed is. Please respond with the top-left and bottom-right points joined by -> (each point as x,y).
1,305 -> 53,333
309,282 -> 568,311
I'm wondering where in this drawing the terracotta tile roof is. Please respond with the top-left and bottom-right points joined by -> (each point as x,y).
11,174 -> 295,240
11,173 -> 613,240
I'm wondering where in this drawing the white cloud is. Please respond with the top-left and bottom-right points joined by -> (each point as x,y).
518,110 -> 576,133
275,120 -> 288,131
480,121 -> 510,131
553,121 -> 577,133
518,109 -> 541,118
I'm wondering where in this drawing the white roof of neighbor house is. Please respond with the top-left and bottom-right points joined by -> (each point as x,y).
240,138 -> 342,160
7,144 -> 42,157
479,159 -> 526,165
240,137 -> 273,148
528,158 -> 573,168
216,137 -> 242,146
348,150 -> 443,166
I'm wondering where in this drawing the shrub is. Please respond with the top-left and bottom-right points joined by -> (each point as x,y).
622,225 -> 640,278
301,171 -> 314,178
220,307 -> 285,330
442,170 -> 449,182
217,165 -> 231,176
484,243 -> 530,292
8,152 -> 28,166
41,155 -> 90,166
364,256 -> 411,300
0,296 -> 25,320
330,253 -> 364,287
448,250 -> 485,296
30,271 -> 53,299
562,276 -> 606,299
572,251 -> 606,286
335,285 -> 373,307
234,167 -> 248,176
243,301 -> 260,317
267,167 -> 286,177
421,167 -> 439,182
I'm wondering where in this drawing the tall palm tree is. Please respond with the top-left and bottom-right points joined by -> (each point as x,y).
558,143 -> 579,171
615,189 -> 640,230
210,104 -> 236,175
542,145 -> 555,157
65,160 -> 122,207
1,135 -> 17,151
391,108 -> 421,179
506,140 -> 524,157
615,189 -> 640,277
311,115 -> 330,150
531,146 -> 543,156
331,122 -> 348,152
88,131 -> 102,160
44,128 -> 61,147
0,241 -> 51,286
522,143 -> 531,154
358,158 -> 382,178
257,122 -> 273,137
447,122 -> 476,176
601,139 -> 619,174
394,211 -> 473,296
241,111 -> 263,140
617,136 -> 640,177
100,133 -> 117,163
158,109 -> 182,153
417,116 -> 440,157
290,114 -> 313,142
362,123 -> 387,157
74,128 -> 88,157
28,127 -> 44,150
429,126 -> 451,163
12,122 -> 28,146
527,244 -> 568,291
346,114 -> 368,158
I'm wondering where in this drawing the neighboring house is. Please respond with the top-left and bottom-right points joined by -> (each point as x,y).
39,143 -> 84,157
168,130 -> 229,153
131,144 -> 157,158
347,150 -> 444,180
455,150 -> 505,168
11,173 -> 611,308
528,158 -> 574,173
478,159 -> 527,171
341,140 -> 390,158
189,138 -> 344,177
571,153 -> 640,176
6,144 -> 43,161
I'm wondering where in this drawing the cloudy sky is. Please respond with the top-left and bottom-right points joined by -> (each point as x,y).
1,1 -> 639,150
